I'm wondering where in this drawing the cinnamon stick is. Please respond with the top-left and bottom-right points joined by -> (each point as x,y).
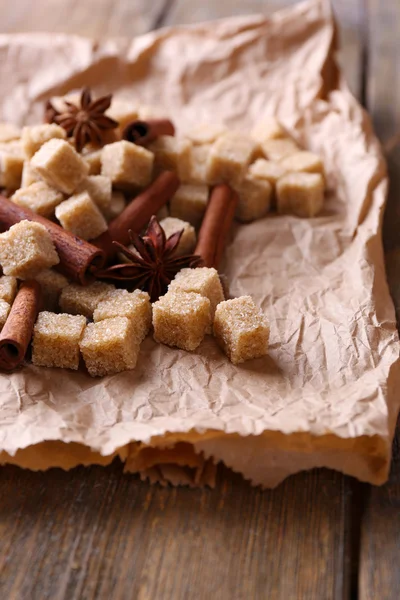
195,184 -> 238,269
94,171 -> 180,259
0,280 -> 41,371
122,119 -> 175,146
0,195 -> 105,285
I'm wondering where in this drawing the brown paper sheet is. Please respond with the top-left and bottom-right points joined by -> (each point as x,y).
0,0 -> 399,487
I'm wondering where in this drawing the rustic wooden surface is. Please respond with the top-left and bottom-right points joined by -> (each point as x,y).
0,1 -> 399,599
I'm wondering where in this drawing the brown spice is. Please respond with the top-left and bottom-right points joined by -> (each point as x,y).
0,280 -> 41,371
122,119 -> 175,146
0,194 -> 105,284
46,88 -> 119,152
94,171 -> 180,259
95,216 -> 202,302
195,184 -> 238,268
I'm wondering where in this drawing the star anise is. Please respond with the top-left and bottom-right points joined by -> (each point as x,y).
94,216 -> 204,302
45,88 -> 118,152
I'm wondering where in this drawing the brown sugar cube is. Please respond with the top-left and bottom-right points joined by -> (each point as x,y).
205,132 -> 261,185
260,138 -> 300,162
153,291 -> 211,352
156,204 -> 169,221
55,192 -> 108,240
276,172 -> 324,218
187,145 -> 211,184
101,140 -> 154,189
82,147 -> 102,175
59,281 -> 115,318
32,311 -> 86,370
35,269 -> 69,312
103,191 -> 126,221
0,300 -> 11,330
76,175 -> 112,215
21,161 -> 42,187
80,317 -> 140,377
213,296 -> 269,364
0,275 -> 18,304
186,124 -> 227,146
0,221 -> 59,279
31,138 -> 89,194
94,289 -> 151,341
106,98 -> 139,132
148,136 -> 192,181
280,151 -> 325,177
0,141 -> 24,189
169,267 -> 224,321
0,123 -> 21,143
21,124 -> 67,159
12,181 -> 64,218
250,116 -> 286,143
234,175 -> 272,222
248,159 -> 287,187
170,184 -> 209,228
160,217 -> 196,256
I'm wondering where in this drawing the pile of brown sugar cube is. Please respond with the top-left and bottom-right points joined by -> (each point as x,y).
0,92 -> 326,376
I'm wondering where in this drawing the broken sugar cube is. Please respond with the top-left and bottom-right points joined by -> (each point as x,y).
0,299 -> 10,330
82,147 -> 102,175
59,281 -> 115,318
103,191 -> 126,221
34,269 -> 69,312
260,138 -> 300,162
0,275 -> 18,304
280,151 -> 325,177
187,145 -> 211,184
31,138 -> 89,194
101,140 -> 154,189
32,311 -> 86,370
186,123 -> 227,146
21,124 -> 67,159
0,123 -> 21,143
76,175 -> 112,215
93,289 -> 151,341
0,220 -> 59,279
0,141 -> 24,189
21,160 -> 42,187
55,192 -> 108,240
160,217 -> 196,256
234,175 -> 272,222
205,132 -> 261,185
276,172 -> 324,218
248,159 -> 287,187
168,267 -> 224,321
153,291 -> 211,352
213,296 -> 269,364
80,316 -> 141,377
170,184 -> 209,228
12,181 -> 64,218
148,136 -> 192,181
250,116 -> 286,143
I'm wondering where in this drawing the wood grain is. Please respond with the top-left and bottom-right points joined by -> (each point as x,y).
359,2 -> 400,598
0,463 -> 353,600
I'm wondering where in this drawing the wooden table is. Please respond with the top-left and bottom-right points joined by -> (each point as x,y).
0,2 -> 399,598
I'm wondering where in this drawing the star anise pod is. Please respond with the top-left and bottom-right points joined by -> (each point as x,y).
45,88 -> 119,152
94,216 -> 204,302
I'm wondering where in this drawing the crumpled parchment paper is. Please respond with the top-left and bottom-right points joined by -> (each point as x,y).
1,0 -> 399,487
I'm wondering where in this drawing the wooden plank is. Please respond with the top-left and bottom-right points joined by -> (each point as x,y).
358,1 -> 400,598
163,0 -> 366,100
0,0 -> 167,37
0,463 -> 353,600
